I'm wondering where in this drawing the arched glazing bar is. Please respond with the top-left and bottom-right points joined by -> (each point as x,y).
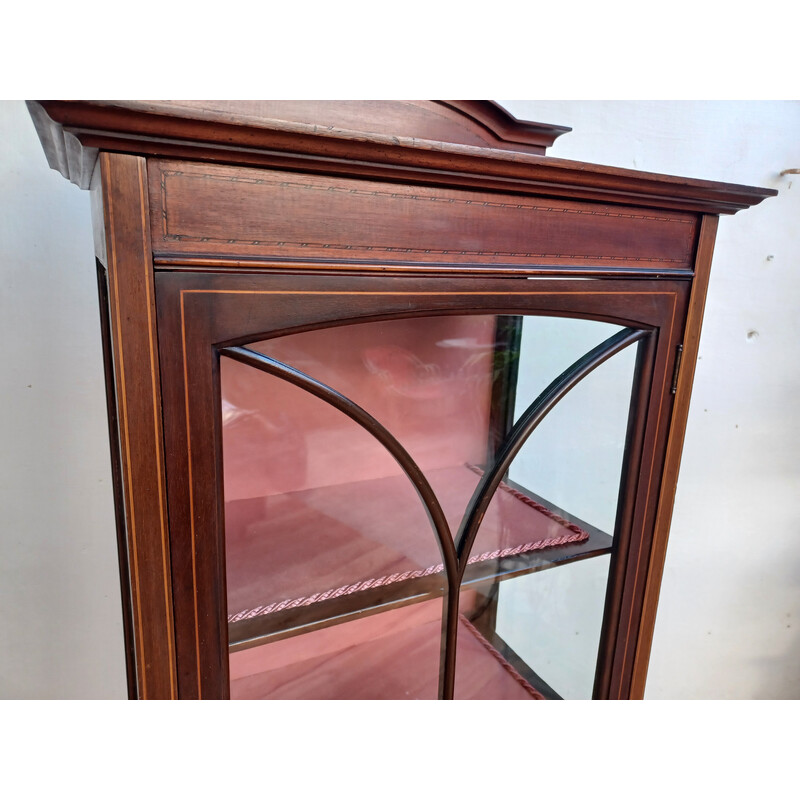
219,345 -> 461,697
440,325 -> 650,697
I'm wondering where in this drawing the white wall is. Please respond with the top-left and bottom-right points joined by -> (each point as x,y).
0,101 -> 127,698
501,101 -> 800,699
1,100 -> 797,699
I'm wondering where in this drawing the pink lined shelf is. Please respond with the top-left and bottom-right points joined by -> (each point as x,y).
230,597 -> 544,700
226,465 -> 609,648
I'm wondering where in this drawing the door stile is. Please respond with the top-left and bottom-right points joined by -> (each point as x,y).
629,215 -> 720,698
593,331 -> 657,698
97,153 -> 177,699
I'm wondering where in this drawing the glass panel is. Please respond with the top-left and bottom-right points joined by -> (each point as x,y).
455,332 -> 639,699
508,316 -> 633,533
221,358 -> 443,626
221,313 -> 640,699
229,599 -> 444,700
453,588 -> 546,700
248,316 -> 497,535
494,556 -> 612,699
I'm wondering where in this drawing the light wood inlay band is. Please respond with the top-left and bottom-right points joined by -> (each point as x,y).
101,153 -> 177,699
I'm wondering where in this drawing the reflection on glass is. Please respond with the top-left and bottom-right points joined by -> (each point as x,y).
221,314 -> 641,699
456,339 -> 638,699
495,556 -> 612,699
222,361 -> 442,626
508,317 -> 634,534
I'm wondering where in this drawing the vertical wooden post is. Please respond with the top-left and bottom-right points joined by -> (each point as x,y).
629,214 -> 720,698
97,152 -> 177,699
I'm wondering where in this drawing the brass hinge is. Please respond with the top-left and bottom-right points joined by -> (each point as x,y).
670,344 -> 684,395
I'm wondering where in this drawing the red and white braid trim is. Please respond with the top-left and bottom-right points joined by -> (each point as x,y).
228,467 -> 589,624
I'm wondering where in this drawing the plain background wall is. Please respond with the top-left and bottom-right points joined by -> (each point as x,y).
0,101 -> 127,698
1,99 -> 797,699
501,101 -> 800,700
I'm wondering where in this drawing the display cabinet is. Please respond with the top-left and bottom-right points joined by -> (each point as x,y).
28,100 -> 776,699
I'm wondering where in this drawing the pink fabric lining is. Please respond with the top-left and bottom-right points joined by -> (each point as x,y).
229,596 -> 546,700
229,530 -> 586,623
228,468 -> 589,624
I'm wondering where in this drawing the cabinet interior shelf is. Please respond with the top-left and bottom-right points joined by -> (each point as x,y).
226,464 -> 612,652
229,593 -> 548,700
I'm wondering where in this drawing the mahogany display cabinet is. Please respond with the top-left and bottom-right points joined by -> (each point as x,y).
28,101 -> 776,700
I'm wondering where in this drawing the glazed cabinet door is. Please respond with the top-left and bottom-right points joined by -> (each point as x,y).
155,271 -> 688,699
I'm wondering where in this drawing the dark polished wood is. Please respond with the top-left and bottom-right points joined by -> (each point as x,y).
95,259 -> 137,699
148,159 -> 700,271
629,214 -> 721,698
594,331 -> 658,698
27,101 -> 776,700
442,101 -> 571,151
486,316 -> 523,463
96,152 -> 177,699
153,258 -> 698,280
28,101 -> 776,214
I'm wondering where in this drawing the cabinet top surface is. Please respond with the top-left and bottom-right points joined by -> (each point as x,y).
27,100 -> 776,214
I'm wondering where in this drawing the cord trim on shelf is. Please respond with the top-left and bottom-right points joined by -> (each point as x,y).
458,615 -> 546,700
227,467 -> 590,624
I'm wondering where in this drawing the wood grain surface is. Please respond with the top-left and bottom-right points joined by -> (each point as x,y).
98,153 -> 177,699
29,101 -> 776,215
148,160 -> 700,271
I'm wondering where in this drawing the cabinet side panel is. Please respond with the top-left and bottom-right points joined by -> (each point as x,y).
99,152 -> 177,699
148,160 -> 698,272
95,259 -> 138,699
629,215 -> 720,698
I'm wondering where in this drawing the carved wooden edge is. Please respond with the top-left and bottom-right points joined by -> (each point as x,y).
440,101 -> 571,149
97,100 -> 572,152
27,100 -> 98,189
98,152 -> 177,699
27,101 -> 776,215
34,99 -> 568,156
628,214 -> 720,699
